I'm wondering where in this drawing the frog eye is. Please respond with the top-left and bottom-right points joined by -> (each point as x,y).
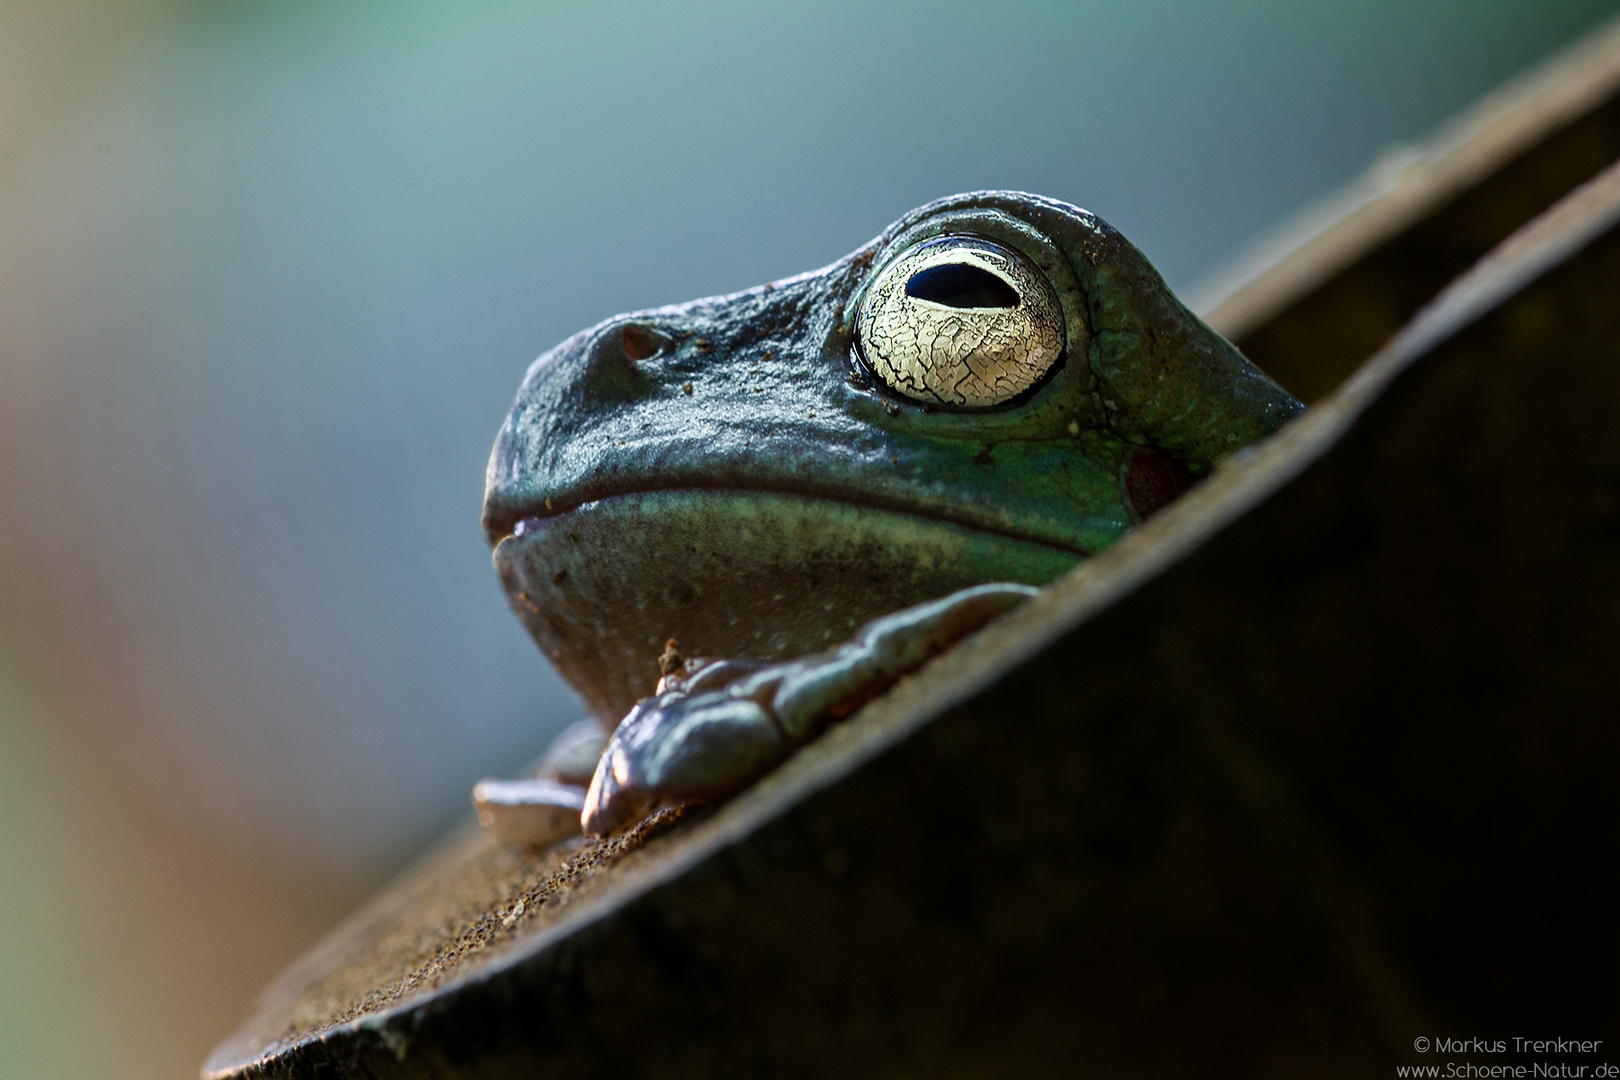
855,236 -> 1064,408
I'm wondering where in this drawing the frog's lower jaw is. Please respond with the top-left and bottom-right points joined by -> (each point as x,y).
493,489 -> 1082,721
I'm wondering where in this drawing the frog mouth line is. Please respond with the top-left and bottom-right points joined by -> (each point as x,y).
487,483 -> 1094,559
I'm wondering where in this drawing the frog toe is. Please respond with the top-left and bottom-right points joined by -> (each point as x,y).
582,694 -> 790,837
473,778 -> 587,846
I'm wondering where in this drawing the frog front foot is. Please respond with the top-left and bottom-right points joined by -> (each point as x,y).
581,582 -> 1038,837
474,583 -> 1034,845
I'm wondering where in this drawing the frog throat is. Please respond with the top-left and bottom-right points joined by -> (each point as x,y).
492,488 -> 1082,721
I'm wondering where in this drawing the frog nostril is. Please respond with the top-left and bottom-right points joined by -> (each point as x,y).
621,324 -> 671,361
582,322 -> 665,401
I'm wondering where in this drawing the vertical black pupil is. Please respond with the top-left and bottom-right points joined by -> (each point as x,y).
904,263 -> 1020,308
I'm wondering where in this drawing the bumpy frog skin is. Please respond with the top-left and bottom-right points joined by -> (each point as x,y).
475,191 -> 1302,842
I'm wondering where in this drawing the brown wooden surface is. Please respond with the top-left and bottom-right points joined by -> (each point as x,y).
206,157 -> 1620,1079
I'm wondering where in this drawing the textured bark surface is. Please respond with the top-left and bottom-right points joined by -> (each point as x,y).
207,164 -> 1620,1079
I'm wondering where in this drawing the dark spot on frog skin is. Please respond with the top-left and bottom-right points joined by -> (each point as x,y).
551,569 -> 568,586
1124,446 -> 1197,521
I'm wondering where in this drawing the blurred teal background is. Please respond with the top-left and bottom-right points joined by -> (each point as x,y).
1,1 -> 1615,1076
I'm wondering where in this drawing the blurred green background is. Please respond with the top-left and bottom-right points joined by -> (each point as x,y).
1,1 -> 1615,1076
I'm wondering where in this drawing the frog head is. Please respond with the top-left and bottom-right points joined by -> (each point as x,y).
483,191 -> 1302,720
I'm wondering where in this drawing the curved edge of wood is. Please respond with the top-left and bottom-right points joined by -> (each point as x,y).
1192,12 -> 1620,340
